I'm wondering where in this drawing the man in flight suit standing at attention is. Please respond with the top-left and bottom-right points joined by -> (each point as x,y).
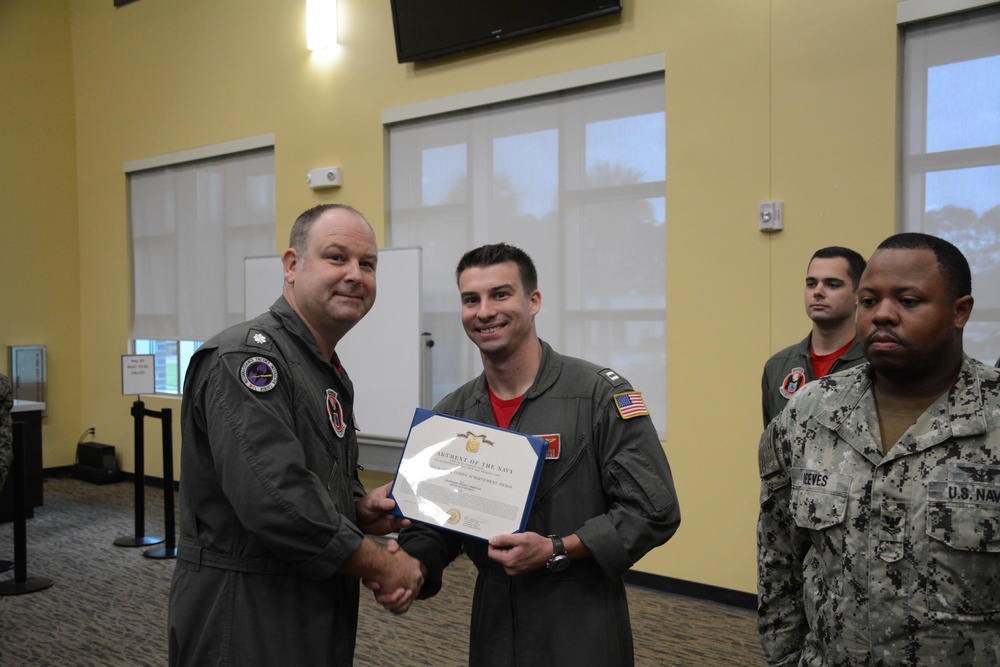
761,246 -> 867,426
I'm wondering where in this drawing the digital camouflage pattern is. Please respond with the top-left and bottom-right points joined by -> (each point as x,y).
0,373 -> 12,487
758,356 -> 1000,666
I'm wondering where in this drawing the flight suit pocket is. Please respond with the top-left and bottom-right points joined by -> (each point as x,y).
925,480 -> 1000,614
606,445 -> 674,516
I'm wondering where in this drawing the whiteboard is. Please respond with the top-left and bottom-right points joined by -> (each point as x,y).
244,248 -> 424,445
244,255 -> 284,320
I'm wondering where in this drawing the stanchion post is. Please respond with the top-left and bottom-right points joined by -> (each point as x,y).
144,407 -> 176,560
114,400 -> 163,548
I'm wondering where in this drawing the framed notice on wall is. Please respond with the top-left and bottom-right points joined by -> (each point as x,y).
9,345 -> 46,404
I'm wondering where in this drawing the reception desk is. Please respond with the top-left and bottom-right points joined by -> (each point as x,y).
0,400 -> 45,522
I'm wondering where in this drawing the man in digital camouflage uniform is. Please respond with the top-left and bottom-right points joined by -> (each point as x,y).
0,372 -> 12,490
757,232 -> 1000,665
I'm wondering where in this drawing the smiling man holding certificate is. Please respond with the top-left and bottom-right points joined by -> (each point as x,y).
376,243 -> 681,667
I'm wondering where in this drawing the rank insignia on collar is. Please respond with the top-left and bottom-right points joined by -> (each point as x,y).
241,356 -> 278,393
245,329 -> 273,351
779,367 -> 806,399
599,368 -> 628,387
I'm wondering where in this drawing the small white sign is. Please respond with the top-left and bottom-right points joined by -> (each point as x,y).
122,355 -> 156,396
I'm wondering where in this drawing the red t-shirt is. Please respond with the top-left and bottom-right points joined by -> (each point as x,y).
489,388 -> 523,429
811,338 -> 855,379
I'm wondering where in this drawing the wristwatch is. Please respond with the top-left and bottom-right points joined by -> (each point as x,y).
546,534 -> 570,572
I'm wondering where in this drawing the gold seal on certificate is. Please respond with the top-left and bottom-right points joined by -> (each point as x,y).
390,409 -> 548,539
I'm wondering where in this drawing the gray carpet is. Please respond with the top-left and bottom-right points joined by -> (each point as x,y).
0,476 -> 765,666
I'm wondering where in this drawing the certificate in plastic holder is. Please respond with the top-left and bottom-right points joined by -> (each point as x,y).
389,408 -> 548,540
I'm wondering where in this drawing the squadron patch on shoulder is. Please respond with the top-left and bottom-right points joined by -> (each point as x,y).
614,391 -> 649,419
240,356 -> 278,393
779,367 -> 807,400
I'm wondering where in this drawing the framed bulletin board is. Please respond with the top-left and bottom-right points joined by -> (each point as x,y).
9,345 -> 46,404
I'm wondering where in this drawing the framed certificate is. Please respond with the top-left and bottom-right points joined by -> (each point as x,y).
9,345 -> 46,405
390,409 -> 548,540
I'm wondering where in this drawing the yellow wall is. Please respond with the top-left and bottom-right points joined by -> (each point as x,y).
0,0 -> 901,594
0,0 -> 81,464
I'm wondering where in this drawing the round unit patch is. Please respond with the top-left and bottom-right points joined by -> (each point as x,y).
241,356 -> 278,393
779,367 -> 806,400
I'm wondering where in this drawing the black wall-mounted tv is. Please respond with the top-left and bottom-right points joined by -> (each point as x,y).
390,0 -> 623,63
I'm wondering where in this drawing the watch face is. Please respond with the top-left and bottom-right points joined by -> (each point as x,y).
547,554 -> 570,572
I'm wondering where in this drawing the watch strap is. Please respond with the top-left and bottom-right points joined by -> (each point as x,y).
548,534 -> 566,557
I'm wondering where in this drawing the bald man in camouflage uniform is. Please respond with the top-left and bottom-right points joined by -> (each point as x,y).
757,233 -> 1000,666
0,373 -> 12,489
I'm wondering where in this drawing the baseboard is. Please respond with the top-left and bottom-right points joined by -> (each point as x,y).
45,467 -> 180,492
624,570 -> 757,611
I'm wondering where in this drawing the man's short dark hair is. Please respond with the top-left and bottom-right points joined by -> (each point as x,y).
288,204 -> 367,252
810,246 -> 867,289
874,232 -> 971,300
455,243 -> 538,293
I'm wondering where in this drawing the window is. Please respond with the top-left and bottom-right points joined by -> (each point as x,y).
128,145 -> 276,394
901,4 -> 1000,363
133,339 -> 203,395
387,73 -> 667,436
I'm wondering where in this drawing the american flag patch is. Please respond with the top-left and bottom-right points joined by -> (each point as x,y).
614,391 -> 649,419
